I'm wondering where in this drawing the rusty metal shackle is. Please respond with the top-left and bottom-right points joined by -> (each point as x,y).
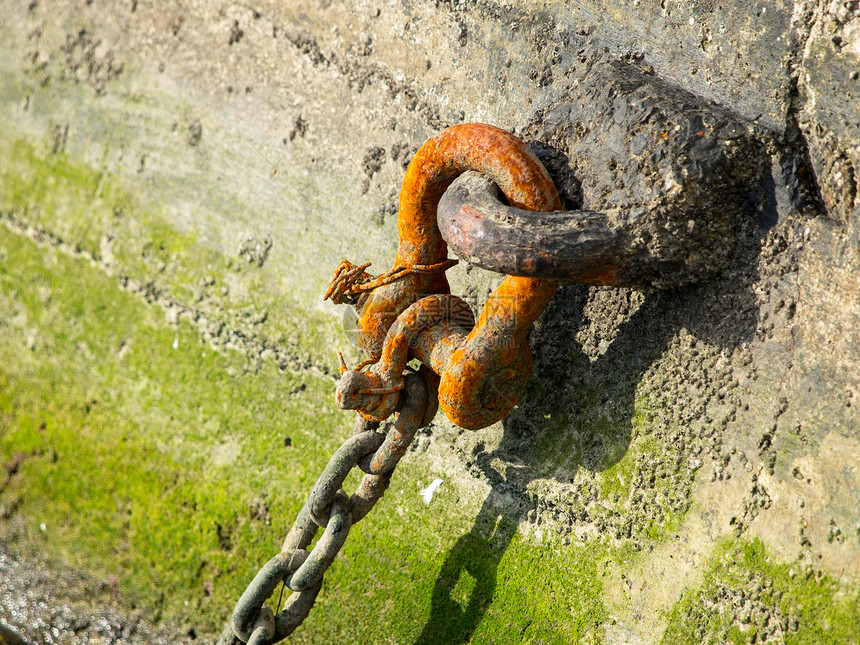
438,170 -> 639,285
328,123 -> 562,430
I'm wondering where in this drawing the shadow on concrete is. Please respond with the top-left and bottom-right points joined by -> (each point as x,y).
413,166 -> 777,641
412,488 -> 519,645
413,287 -> 679,644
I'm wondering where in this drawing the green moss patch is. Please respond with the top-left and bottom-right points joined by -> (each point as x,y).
0,133 -> 355,374
661,537 -> 860,645
0,221 -> 609,641
0,222 -> 343,626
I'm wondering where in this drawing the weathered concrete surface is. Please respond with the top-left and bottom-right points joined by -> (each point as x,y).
0,0 -> 858,643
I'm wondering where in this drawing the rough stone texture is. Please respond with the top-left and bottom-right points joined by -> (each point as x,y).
0,544 -> 195,645
524,58 -> 770,289
0,0 -> 858,643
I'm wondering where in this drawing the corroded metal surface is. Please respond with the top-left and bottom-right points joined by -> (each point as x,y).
438,170 -> 636,285
223,118 -> 761,642
352,122 -> 561,360
331,123 -> 562,430
218,370 -> 434,645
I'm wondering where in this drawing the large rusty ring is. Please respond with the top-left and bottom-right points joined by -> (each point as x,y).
330,123 -> 561,430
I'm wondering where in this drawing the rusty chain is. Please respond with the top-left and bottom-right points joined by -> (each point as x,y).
218,123 -> 563,642
216,367 -> 438,645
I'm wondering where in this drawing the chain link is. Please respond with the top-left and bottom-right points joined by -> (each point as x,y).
217,367 -> 437,644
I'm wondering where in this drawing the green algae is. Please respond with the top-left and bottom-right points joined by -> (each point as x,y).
513,374 -> 693,549
0,133 -> 353,373
0,208 -> 610,641
2,122 -> 852,644
0,222 -> 343,626
661,537 -> 860,645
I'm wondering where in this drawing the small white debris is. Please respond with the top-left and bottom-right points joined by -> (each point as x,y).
39,523 -> 46,532
172,337 -> 179,350
420,479 -> 444,505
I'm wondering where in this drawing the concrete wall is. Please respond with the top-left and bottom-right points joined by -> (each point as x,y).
0,0 -> 858,643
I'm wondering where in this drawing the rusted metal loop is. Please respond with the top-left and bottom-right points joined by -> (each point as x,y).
245,605 -> 275,645
230,549 -> 309,642
271,577 -> 323,641
280,502 -> 319,553
364,372 -> 429,476
355,371 -> 416,474
376,295 -> 474,384
308,431 -> 385,527
349,472 -> 391,523
287,491 -> 352,592
438,170 -> 636,286
350,123 -> 561,367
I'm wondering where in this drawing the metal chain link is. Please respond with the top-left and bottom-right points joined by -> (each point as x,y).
216,367 -> 438,645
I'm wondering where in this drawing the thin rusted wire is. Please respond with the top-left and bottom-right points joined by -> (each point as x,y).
324,258 -> 458,305
337,351 -> 378,375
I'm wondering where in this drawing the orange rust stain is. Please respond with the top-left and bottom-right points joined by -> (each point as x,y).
337,123 -> 562,430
